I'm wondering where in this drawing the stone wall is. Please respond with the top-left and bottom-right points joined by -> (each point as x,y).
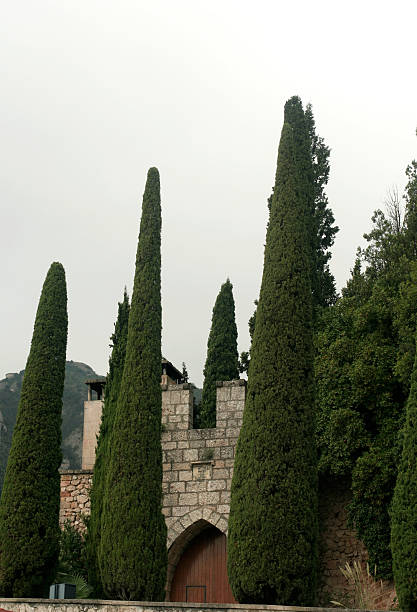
318,478 -> 396,608
59,470 -> 92,531
59,380 -> 388,605
0,599 -> 377,612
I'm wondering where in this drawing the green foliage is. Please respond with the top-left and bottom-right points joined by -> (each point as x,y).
56,572 -> 93,599
200,279 -> 239,428
394,262 -> 417,387
283,96 -> 338,310
99,168 -> 167,600
315,154 -> 417,579
228,123 -> 318,605
59,521 -> 87,578
0,262 -> 68,597
315,277 -> 405,578
391,330 -> 417,611
305,102 -> 339,307
86,290 -> 130,596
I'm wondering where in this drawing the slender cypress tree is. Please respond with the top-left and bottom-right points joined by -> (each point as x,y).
200,279 -> 239,428
391,329 -> 417,611
86,289 -> 130,596
0,262 -> 68,597
99,168 -> 167,600
227,123 -> 318,605
283,96 -> 317,301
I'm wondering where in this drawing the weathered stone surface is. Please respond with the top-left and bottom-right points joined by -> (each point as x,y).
0,599 -> 398,612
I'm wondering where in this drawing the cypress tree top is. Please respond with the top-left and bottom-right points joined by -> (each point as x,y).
200,278 -> 239,428
227,123 -> 318,605
0,262 -> 68,597
99,167 -> 167,601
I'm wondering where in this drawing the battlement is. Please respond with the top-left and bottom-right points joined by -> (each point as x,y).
161,379 -> 245,432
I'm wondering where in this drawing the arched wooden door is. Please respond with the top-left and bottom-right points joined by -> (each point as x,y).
169,526 -> 236,603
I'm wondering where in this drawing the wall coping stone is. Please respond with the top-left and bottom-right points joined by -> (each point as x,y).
59,469 -> 93,475
216,380 -> 246,387
0,600 -> 390,612
161,383 -> 193,391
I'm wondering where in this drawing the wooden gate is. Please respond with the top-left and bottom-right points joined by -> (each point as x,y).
169,526 -> 236,603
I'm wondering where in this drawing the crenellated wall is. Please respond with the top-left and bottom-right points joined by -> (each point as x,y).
60,380 -> 245,533
59,379 -> 389,605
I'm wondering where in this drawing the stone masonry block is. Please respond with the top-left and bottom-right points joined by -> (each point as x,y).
172,506 -> 190,517
172,462 -> 190,471
183,449 -> 198,462
170,481 -> 185,493
164,493 -> 179,506
199,491 -> 220,505
207,479 -> 226,491
210,510 -> 221,525
173,403 -> 189,415
166,449 -> 183,462
179,470 -> 193,481
189,509 -> 203,524
202,507 -> 213,521
226,427 -> 240,438
186,481 -> 207,493
212,468 -> 230,479
220,491 -> 231,503
216,387 -> 231,402
220,447 -> 234,459
179,492 -> 198,506
189,439 -> 206,449
171,430 -> 188,441
163,441 -> 178,450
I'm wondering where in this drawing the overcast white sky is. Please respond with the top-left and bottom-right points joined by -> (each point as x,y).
1,0 -> 416,386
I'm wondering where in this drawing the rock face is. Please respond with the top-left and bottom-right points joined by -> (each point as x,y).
0,361 -> 98,492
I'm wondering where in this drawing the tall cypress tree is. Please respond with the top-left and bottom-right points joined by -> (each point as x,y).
227,123 -> 318,605
200,279 -> 239,428
277,96 -> 339,310
99,168 -> 167,600
0,262 -> 67,597
391,329 -> 417,611
86,289 -> 130,596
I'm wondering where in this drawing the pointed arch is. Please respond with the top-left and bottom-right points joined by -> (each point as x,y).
165,508 -> 228,599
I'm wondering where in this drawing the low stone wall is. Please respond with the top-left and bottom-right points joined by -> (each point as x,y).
318,478 -> 396,608
0,600 -> 378,612
59,469 -> 92,531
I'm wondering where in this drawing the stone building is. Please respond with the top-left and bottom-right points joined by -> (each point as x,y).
60,370 -> 374,605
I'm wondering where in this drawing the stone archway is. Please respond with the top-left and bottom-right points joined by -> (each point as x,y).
165,508 -> 231,602
166,507 -> 228,549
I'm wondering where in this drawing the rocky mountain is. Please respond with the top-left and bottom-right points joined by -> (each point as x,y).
0,361 -> 99,493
